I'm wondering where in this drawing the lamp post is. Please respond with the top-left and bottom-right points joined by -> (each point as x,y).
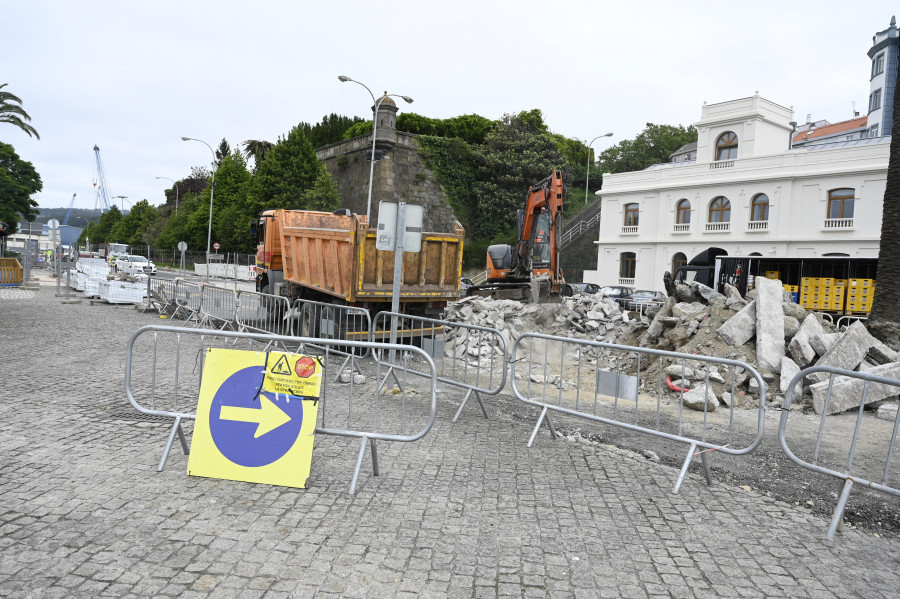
338,75 -> 413,222
114,195 -> 130,211
155,176 -> 179,215
584,133 -> 614,205
181,136 -> 216,283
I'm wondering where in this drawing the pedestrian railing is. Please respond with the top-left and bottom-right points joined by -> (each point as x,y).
197,285 -> 238,330
779,365 -> 900,540
173,280 -> 203,323
510,332 -> 767,493
145,277 -> 179,315
236,290 -> 292,337
288,299 -> 373,381
125,325 -> 437,494
372,311 -> 507,422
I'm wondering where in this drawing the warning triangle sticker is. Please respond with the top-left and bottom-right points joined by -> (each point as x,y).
271,354 -> 292,375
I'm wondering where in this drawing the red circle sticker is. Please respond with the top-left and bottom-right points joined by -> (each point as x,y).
294,356 -> 316,378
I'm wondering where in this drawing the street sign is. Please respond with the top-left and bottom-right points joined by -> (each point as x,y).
177,241 -> 188,252
376,201 -> 423,252
47,219 -> 60,230
213,242 -> 221,251
188,348 -> 322,488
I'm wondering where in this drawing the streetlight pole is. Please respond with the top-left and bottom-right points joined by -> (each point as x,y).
181,136 -> 216,283
155,176 -> 179,215
584,133 -> 614,205
338,75 -> 413,223
114,195 -> 130,211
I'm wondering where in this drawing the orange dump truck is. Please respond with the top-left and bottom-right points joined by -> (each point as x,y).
253,209 -> 465,319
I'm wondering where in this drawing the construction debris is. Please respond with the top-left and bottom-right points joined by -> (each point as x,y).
444,279 -> 899,415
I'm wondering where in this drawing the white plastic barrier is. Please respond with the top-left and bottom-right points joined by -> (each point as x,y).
98,279 -> 146,303
193,263 -> 256,280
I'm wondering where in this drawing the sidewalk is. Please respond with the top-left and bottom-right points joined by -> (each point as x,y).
1,288 -> 899,598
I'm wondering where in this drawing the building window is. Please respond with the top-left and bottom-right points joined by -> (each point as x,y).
624,203 -> 639,227
620,252 -> 636,279
676,199 -> 691,224
708,196 -> 731,222
828,188 -> 855,219
869,88 -> 882,112
715,132 -> 738,160
672,252 -> 687,274
869,125 -> 879,138
873,53 -> 885,78
750,194 -> 769,221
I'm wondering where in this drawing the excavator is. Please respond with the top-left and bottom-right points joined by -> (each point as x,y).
467,169 -> 573,301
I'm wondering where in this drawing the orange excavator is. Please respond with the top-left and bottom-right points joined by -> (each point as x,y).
467,169 -> 572,301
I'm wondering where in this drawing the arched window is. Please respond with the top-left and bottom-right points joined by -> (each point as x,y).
620,252 -> 636,279
672,252 -> 687,274
709,197 -> 731,222
750,194 -> 769,221
828,188 -> 855,219
624,203 -> 639,227
715,132 -> 738,160
676,199 -> 691,224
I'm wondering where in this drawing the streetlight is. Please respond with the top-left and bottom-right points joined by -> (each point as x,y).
155,176 -> 179,215
338,75 -> 413,222
584,133 -> 614,205
181,136 -> 216,283
114,195 -> 130,211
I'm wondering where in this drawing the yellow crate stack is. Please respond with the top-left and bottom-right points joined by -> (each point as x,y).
847,278 -> 876,313
798,277 -> 847,311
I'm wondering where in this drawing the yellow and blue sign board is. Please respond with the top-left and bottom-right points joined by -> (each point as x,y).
188,348 -> 323,488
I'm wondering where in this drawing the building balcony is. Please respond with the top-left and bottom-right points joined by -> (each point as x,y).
672,223 -> 691,234
621,225 -> 639,235
823,218 -> 854,230
704,222 -> 731,233
746,220 -> 769,232
709,160 -> 734,170
619,277 -> 635,286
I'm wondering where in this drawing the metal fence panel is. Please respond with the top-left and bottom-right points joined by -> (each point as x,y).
173,280 -> 203,323
236,290 -> 292,336
372,311 -> 508,422
196,285 -> 237,330
125,325 -> 437,493
779,365 -> 900,539
510,332 -> 767,493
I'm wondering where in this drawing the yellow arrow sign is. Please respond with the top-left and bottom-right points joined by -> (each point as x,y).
220,395 -> 291,438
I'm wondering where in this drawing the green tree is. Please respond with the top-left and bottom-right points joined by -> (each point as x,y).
209,150 -> 252,251
0,142 -> 42,231
0,84 -> 39,140
108,200 -> 159,246
247,126 -> 323,212
597,123 -> 697,174
214,138 -> 231,169
299,114 -> 365,148
81,205 -> 123,245
242,139 -> 274,172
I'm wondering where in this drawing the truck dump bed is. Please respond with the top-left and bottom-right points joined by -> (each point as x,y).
278,210 -> 464,305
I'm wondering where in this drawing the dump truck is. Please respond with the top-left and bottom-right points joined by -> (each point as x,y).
253,208 -> 465,320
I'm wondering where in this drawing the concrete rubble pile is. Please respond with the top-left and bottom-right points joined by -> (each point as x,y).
444,278 -> 899,416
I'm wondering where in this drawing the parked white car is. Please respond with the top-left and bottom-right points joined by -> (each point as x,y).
116,254 -> 157,275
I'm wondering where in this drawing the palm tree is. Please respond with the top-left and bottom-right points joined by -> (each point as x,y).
867,64 -> 900,348
0,84 -> 39,140
242,139 -> 273,171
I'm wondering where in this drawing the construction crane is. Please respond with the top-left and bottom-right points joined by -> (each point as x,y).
93,145 -> 113,213
62,193 -> 76,226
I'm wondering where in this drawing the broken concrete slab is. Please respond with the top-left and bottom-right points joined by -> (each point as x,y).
868,341 -> 899,365
811,361 -> 900,415
810,321 -> 878,383
877,402 -> 899,422
681,386 -> 718,412
717,300 -> 756,346
780,356 -> 802,395
810,332 -> 840,357
755,277 -> 785,373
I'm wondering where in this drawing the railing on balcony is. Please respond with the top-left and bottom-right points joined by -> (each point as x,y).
705,222 -> 731,232
823,218 -> 854,230
618,278 -> 635,286
672,223 -> 690,233
747,220 -> 769,232
621,225 -> 639,235
710,160 -> 734,169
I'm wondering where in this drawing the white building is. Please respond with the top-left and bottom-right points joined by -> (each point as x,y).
584,94 -> 888,291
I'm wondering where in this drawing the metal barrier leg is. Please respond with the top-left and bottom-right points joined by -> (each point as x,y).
673,442 -> 697,494
701,451 -> 713,486
826,478 -> 854,540
349,436 -> 370,495
157,416 -> 189,472
527,407 -> 558,447
370,438 -> 380,477
452,389 -> 491,423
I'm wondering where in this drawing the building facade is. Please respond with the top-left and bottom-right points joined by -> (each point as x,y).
867,16 -> 899,137
583,94 -> 888,291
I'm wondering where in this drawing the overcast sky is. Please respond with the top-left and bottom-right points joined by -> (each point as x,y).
4,1 -> 898,218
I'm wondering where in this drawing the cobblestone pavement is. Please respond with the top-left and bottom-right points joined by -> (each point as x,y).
2,275 -> 900,598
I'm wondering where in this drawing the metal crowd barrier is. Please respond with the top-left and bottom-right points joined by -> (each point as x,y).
372,311 -> 507,422
145,277 -> 179,315
836,315 -> 868,330
125,325 -> 437,494
173,280 -> 203,322
510,332 -> 767,493
779,365 -> 900,540
196,285 -> 238,330
289,299 -> 373,380
236,290 -> 292,336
